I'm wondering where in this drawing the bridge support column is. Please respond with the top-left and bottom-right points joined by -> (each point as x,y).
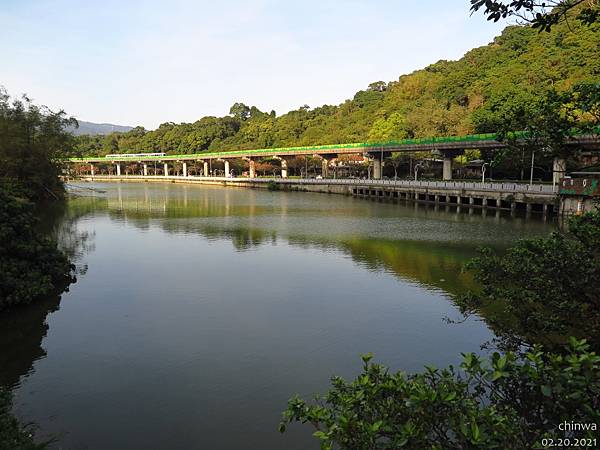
249,159 -> 256,178
443,156 -> 453,181
183,162 -> 187,177
90,164 -> 95,176
143,164 -> 148,176
224,160 -> 230,177
281,158 -> 288,178
164,163 -> 169,176
116,163 -> 121,176
321,159 -> 329,178
203,162 -> 209,177
553,157 -> 566,186
373,157 -> 382,180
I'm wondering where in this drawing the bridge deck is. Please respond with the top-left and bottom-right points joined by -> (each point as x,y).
68,130 -> 600,163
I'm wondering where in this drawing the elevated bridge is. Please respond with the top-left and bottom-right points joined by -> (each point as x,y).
68,130 -> 600,183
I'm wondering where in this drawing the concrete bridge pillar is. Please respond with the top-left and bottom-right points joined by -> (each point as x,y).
373,157 -> 382,180
90,164 -> 95,176
183,162 -> 188,177
321,158 -> 329,178
143,164 -> 148,176
116,163 -> 121,176
203,162 -> 209,177
164,163 -> 169,176
224,160 -> 230,177
249,159 -> 256,178
553,157 -> 566,186
443,156 -> 453,181
272,156 -> 288,178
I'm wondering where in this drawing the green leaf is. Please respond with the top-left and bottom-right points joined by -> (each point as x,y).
541,385 -> 552,397
471,422 -> 480,442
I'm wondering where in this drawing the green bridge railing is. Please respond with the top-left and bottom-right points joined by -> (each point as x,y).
69,128 -> 600,163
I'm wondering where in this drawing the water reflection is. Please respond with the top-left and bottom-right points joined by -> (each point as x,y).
0,200 -> 95,390
0,295 -> 61,389
68,182 -> 553,296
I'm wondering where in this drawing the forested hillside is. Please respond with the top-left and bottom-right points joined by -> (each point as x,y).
76,17 -> 600,156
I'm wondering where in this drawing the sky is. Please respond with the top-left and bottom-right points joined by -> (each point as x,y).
0,0 -> 506,129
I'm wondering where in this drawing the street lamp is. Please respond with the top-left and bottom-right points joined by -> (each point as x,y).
529,150 -> 535,186
482,162 -> 490,183
414,163 -> 424,181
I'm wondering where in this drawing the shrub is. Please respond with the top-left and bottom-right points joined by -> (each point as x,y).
280,339 -> 600,450
0,187 -> 76,310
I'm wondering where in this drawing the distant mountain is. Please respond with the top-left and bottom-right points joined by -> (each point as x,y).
68,120 -> 134,136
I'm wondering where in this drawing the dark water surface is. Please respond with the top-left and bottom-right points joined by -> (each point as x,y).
1,182 -> 555,449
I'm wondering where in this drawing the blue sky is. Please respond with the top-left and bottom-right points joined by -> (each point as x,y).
1,0 -> 506,129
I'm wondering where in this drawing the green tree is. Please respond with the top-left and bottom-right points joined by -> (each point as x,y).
384,152 -> 408,179
368,113 -> 410,142
473,83 -> 599,177
229,102 -> 251,121
470,0 -> 600,32
280,340 -> 600,449
0,88 -> 78,201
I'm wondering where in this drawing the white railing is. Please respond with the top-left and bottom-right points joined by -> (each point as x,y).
82,175 -> 557,194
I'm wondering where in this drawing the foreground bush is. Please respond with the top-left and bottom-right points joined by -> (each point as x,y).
280,339 -> 599,449
0,187 -> 75,310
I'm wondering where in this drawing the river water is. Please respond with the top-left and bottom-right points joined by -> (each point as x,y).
0,181 -> 555,449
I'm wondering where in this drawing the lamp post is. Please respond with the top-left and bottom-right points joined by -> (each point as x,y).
414,163 -> 424,181
529,150 -> 535,186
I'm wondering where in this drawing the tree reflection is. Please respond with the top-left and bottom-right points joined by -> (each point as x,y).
75,192 -> 483,295
0,197 -> 97,389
